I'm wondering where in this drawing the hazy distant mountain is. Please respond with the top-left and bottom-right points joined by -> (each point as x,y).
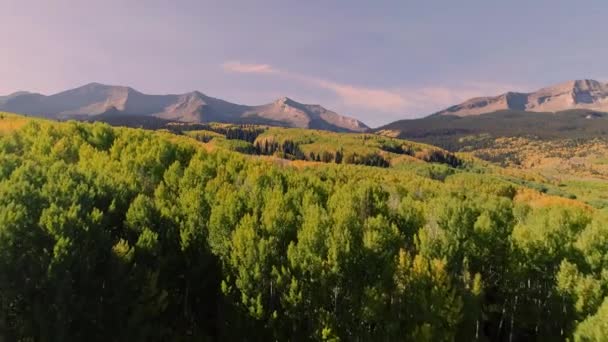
0,91 -> 32,106
243,97 -> 368,132
377,79 -> 608,149
437,79 -> 608,117
0,83 -> 369,132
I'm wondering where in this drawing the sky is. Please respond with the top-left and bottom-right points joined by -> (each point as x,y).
2,0 -> 608,127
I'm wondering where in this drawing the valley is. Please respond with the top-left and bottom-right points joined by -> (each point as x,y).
3,80 -> 608,341
6,2 -> 608,340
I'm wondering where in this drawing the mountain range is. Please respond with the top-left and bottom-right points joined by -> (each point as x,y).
5,79 -> 608,138
378,79 -> 608,148
436,79 -> 608,117
0,83 -> 368,132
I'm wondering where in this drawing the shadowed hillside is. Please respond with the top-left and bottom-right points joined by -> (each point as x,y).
377,109 -> 608,150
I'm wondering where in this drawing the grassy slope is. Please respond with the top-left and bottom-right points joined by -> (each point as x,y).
0,112 -> 31,135
460,136 -> 608,208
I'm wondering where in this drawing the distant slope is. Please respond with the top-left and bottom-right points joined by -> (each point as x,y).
437,79 -> 608,117
0,91 -> 31,106
377,109 -> 608,150
243,97 -> 368,132
0,83 -> 368,132
378,79 -> 608,149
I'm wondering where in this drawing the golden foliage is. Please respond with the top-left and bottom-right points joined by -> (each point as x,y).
0,112 -> 31,135
515,188 -> 591,210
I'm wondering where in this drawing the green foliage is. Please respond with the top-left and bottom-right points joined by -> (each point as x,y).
0,115 -> 607,341
250,127 -> 462,168
574,297 -> 608,341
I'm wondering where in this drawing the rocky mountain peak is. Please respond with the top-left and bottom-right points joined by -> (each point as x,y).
0,83 -> 369,132
437,79 -> 608,116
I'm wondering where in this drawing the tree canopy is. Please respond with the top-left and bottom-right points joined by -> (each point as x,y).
0,116 -> 607,341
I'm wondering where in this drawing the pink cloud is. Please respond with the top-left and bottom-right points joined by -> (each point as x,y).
222,60 -> 530,115
223,61 -> 408,111
313,79 -> 408,110
221,61 -> 277,74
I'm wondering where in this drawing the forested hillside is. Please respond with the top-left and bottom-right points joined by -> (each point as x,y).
184,125 -> 462,169
1,112 -> 608,341
377,110 -> 608,210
